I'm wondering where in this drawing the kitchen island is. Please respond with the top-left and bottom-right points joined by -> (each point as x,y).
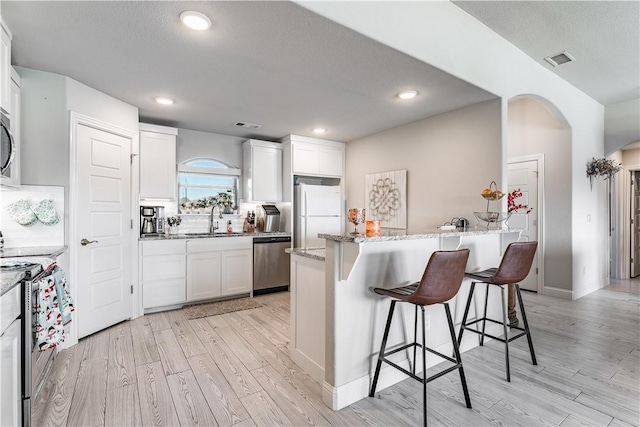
290,228 -> 522,410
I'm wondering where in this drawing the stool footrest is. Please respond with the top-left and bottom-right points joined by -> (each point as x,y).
378,356 -> 463,384
461,320 -> 527,343
381,342 -> 457,366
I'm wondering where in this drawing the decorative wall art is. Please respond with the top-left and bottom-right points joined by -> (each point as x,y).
365,169 -> 407,229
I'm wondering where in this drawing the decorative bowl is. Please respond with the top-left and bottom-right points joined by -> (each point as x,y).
474,211 -> 511,223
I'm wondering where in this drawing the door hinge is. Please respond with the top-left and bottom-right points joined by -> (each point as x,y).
131,219 -> 134,229
130,153 -> 138,164
536,267 -> 538,274
131,285 -> 134,294
534,171 -> 539,178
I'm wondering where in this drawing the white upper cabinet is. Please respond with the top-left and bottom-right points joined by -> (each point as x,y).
0,21 -> 11,115
242,139 -> 282,202
139,123 -> 177,199
282,135 -> 344,178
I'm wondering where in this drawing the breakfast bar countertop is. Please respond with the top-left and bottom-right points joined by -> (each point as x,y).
320,227 -> 522,243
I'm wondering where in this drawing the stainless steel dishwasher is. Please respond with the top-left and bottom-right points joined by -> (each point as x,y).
253,236 -> 291,295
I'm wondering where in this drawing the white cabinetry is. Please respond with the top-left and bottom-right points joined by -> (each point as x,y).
0,21 -> 11,114
242,139 -> 282,202
0,284 -> 21,427
139,123 -> 177,199
1,69 -> 20,188
140,240 -> 186,309
186,237 -> 252,302
282,135 -> 344,178
289,253 -> 325,383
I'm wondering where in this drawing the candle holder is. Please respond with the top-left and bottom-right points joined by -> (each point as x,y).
348,208 -> 365,235
365,220 -> 381,236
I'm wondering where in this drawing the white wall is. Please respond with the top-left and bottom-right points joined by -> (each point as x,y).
345,99 -> 501,230
622,148 -> 640,166
177,128 -> 248,168
15,67 -> 138,284
605,99 -> 640,155
508,97 -> 572,291
299,1 -> 607,297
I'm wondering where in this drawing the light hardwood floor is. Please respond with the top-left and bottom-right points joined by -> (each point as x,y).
33,280 -> 639,426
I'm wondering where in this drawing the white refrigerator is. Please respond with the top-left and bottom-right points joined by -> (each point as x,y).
295,184 -> 342,248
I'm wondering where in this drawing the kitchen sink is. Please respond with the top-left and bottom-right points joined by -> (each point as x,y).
184,232 -> 247,237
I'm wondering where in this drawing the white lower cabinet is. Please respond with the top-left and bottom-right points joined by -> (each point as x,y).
0,319 -> 21,427
141,237 -> 254,310
221,250 -> 253,295
187,251 -> 222,301
140,240 -> 186,309
289,254 -> 325,383
186,237 -> 253,303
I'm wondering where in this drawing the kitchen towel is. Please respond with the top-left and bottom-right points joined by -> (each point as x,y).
33,265 -> 75,351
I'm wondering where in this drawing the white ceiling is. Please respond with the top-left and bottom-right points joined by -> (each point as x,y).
2,1 -> 638,144
453,0 -> 640,106
1,1 -> 496,142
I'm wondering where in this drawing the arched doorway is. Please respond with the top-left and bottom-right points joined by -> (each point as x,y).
507,95 -> 572,296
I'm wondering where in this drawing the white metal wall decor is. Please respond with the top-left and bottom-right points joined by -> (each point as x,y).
365,169 -> 407,229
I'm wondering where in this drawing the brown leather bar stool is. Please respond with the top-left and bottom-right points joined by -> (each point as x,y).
457,241 -> 538,382
369,249 -> 472,427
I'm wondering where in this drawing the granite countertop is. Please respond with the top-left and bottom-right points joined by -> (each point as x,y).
140,231 -> 291,241
319,227 -> 522,243
286,247 -> 326,261
1,270 -> 25,296
0,245 -> 68,259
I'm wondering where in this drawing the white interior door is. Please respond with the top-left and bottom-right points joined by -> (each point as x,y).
508,160 -> 539,291
632,171 -> 640,277
76,123 -> 132,338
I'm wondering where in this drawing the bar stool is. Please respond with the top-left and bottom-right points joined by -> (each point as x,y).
369,249 -> 472,427
457,241 -> 538,382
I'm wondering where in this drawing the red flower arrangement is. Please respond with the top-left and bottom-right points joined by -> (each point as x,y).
507,189 -> 532,214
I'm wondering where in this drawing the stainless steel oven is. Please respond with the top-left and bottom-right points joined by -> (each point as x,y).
1,260 -> 52,427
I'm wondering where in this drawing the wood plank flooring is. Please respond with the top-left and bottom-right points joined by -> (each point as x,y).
34,280 -> 640,426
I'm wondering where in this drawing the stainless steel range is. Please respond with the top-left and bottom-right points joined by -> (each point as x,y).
0,260 -> 47,427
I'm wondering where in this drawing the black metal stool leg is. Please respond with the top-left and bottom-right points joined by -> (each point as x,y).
445,303 -> 472,408
457,282 -> 476,348
515,284 -> 537,365
421,306 -> 427,427
480,283 -> 490,346
500,285 -> 511,382
413,304 -> 418,375
370,300 -> 396,397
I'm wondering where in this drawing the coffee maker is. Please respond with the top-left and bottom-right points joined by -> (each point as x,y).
140,206 -> 165,236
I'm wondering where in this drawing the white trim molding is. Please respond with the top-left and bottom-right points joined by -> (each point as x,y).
508,154 -> 545,295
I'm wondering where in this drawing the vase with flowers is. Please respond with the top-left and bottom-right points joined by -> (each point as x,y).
507,189 -> 532,214
586,157 -> 622,190
166,215 -> 181,234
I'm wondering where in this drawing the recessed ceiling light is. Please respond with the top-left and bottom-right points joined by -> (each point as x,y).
155,97 -> 175,105
397,90 -> 418,100
180,11 -> 212,31
313,127 -> 327,134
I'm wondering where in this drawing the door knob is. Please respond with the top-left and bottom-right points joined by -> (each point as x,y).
80,238 -> 98,246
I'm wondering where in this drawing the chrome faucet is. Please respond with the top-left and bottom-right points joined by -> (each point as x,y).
209,206 -> 222,233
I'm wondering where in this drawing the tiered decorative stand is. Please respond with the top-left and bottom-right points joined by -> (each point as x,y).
474,181 -> 511,228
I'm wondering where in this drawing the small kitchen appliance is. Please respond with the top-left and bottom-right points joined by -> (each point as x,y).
257,205 -> 281,233
140,206 -> 166,236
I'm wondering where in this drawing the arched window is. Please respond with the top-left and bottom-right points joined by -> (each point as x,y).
178,158 -> 241,212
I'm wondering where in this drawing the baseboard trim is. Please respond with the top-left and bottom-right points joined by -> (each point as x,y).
542,286 -> 573,299
290,348 -> 324,384
321,324 -> 503,410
